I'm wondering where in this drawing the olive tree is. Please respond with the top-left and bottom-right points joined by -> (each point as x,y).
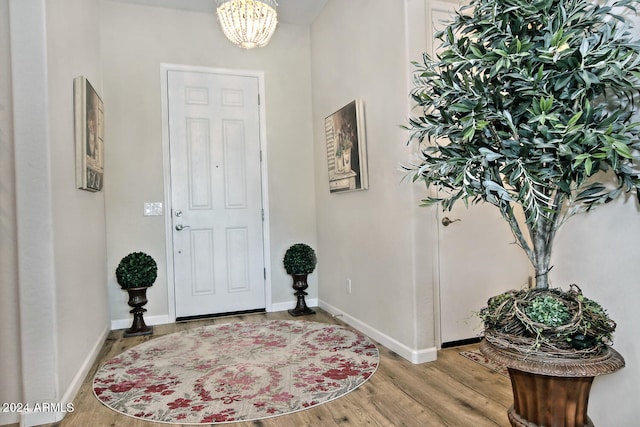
405,0 -> 640,289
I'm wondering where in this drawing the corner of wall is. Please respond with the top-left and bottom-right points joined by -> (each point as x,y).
319,300 -> 437,364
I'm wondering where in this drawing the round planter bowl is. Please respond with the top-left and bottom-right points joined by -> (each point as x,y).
480,339 -> 624,427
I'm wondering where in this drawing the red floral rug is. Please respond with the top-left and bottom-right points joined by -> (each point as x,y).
459,349 -> 508,377
93,320 -> 378,424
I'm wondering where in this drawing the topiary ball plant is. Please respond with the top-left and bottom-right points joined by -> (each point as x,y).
283,243 -> 317,275
116,252 -> 158,289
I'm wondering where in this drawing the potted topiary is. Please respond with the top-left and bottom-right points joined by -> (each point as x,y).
283,243 -> 317,316
404,0 -> 640,424
116,252 -> 158,337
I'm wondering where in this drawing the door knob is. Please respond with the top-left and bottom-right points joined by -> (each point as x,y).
441,217 -> 461,227
175,224 -> 190,231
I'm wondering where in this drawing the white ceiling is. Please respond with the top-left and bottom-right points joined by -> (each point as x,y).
108,0 -> 328,25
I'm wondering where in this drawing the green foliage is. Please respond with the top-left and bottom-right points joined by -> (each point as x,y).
479,286 -> 615,351
524,295 -> 571,326
577,294 -> 616,343
116,252 -> 158,289
283,243 -> 317,275
405,0 -> 640,288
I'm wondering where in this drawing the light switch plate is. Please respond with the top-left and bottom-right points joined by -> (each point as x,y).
143,202 -> 163,216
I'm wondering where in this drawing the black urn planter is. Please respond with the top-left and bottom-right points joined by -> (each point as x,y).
116,251 -> 157,337
124,287 -> 153,337
283,243 -> 317,317
288,274 -> 316,317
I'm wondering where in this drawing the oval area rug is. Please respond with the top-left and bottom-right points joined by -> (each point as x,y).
93,320 -> 378,424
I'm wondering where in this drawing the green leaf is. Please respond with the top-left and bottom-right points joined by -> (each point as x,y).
612,141 -> 633,159
585,157 -> 593,175
462,126 -> 476,141
540,96 -> 554,113
450,103 -> 474,113
579,37 -> 590,58
479,147 -> 503,161
470,45 -> 484,58
567,111 -> 583,127
420,197 -> 444,206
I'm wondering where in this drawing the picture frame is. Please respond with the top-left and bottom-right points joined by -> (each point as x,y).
324,100 -> 368,193
74,76 -> 104,191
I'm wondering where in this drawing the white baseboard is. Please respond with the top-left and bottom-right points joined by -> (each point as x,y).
318,300 -> 437,365
19,323 -> 110,427
110,314 -> 171,331
268,298 -> 318,313
20,410 -> 61,427
111,303 -> 323,330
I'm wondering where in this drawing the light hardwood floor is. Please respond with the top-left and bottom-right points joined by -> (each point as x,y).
38,309 -> 512,427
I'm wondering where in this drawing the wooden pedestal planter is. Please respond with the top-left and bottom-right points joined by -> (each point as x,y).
480,339 -> 625,427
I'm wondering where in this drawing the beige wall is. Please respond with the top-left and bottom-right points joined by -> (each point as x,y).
551,197 -> 640,425
311,0 -> 438,360
47,0 -> 110,401
0,0 -> 22,423
100,1 -> 318,324
3,0 -> 110,425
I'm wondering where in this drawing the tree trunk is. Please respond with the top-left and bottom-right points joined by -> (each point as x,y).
531,216 -> 553,289
498,195 -> 563,290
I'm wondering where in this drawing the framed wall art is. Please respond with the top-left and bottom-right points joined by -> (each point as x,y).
324,100 -> 368,193
74,76 -> 104,191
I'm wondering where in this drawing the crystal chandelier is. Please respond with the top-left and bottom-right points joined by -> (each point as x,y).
216,0 -> 278,49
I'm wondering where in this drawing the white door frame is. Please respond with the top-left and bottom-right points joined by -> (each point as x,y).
160,63 -> 272,323
424,0 -> 459,350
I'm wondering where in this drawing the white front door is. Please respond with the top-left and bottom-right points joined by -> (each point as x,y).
167,69 -> 266,318
425,2 -> 531,344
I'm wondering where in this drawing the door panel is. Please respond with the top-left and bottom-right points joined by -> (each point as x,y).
438,204 -> 530,343
425,1 -> 531,344
168,70 -> 265,318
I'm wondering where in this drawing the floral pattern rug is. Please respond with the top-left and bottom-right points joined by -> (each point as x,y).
93,320 -> 379,424
459,349 -> 508,377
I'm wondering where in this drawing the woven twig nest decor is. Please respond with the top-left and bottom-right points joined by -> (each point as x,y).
480,285 -> 616,359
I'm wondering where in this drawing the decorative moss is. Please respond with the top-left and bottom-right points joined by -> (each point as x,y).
479,286 -> 616,355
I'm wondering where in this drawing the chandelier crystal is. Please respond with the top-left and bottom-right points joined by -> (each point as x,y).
216,0 -> 278,49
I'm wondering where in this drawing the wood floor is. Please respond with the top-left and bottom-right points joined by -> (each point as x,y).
39,309 -> 512,427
